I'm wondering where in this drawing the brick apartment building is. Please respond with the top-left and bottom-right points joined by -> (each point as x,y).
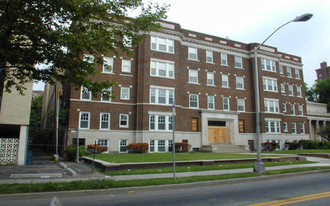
63,20 -> 309,153
315,61 -> 330,80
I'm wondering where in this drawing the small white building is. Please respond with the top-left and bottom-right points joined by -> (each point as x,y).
306,101 -> 330,141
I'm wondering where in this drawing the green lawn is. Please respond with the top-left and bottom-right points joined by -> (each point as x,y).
88,152 -> 280,163
105,160 -> 314,176
267,149 -> 330,154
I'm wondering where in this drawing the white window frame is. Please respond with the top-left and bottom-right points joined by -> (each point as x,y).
295,68 -> 300,79
298,105 -> 304,116
188,69 -> 198,84
288,85 -> 294,96
265,119 -> 281,134
300,123 -> 305,134
149,86 -> 175,105
282,103 -> 287,113
296,86 -> 302,97
121,59 -> 131,73
119,114 -> 129,128
98,139 -> 109,153
81,86 -> 91,100
206,72 -> 214,86
280,83 -> 285,93
150,59 -> 175,79
264,99 -> 279,113
120,87 -> 130,100
287,67 -> 292,78
291,122 -> 297,134
236,76 -> 244,90
262,77 -> 278,92
237,98 -> 245,112
150,36 -> 174,53
234,56 -> 243,68
223,97 -> 230,111
206,50 -> 213,63
222,74 -> 229,88
279,65 -> 284,75
208,95 -> 215,110
119,139 -> 128,153
261,58 -> 276,72
283,122 -> 288,132
101,88 -> 112,102
79,112 -> 90,129
189,94 -> 199,108
99,113 -> 110,130
290,104 -> 295,115
149,114 -> 173,131
103,56 -> 114,73
83,54 -> 94,63
221,53 -> 228,66
188,47 -> 198,60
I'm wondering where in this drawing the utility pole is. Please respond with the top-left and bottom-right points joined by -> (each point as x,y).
172,102 -> 176,181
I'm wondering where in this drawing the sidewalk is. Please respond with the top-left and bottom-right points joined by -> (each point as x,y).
0,155 -> 329,185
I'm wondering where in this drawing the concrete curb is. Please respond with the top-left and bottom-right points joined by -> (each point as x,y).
58,162 -> 77,177
0,169 -> 329,200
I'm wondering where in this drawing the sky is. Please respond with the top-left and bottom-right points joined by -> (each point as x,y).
33,0 -> 330,90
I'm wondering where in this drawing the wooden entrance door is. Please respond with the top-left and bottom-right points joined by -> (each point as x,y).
208,126 -> 230,144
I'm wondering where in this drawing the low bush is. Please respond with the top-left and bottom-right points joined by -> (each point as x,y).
175,142 -> 191,153
87,144 -> 107,154
261,142 -> 278,151
285,142 -> 300,150
298,140 -> 330,149
126,143 -> 149,153
64,145 -> 86,161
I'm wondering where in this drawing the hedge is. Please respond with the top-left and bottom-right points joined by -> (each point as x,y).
126,143 -> 149,153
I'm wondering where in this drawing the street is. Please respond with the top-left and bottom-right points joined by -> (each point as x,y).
0,172 -> 329,206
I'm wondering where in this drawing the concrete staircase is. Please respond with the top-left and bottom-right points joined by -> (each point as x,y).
211,144 -> 248,153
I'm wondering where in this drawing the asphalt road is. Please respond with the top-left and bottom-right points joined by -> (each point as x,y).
1,172 -> 329,206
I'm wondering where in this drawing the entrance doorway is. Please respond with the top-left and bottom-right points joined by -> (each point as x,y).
208,122 -> 230,144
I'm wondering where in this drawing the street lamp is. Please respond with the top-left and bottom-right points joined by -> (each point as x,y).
253,13 -> 313,173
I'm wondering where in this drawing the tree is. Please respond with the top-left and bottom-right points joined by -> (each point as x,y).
314,77 -> 330,110
318,125 -> 330,141
0,0 -> 167,94
304,82 -> 315,102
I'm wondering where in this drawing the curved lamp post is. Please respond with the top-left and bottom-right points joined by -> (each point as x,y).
253,13 -> 313,173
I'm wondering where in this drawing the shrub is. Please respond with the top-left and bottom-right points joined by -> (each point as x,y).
64,145 -> 86,161
126,143 -> 149,153
87,144 -> 107,154
261,142 -> 278,151
285,142 -> 300,150
298,140 -> 330,149
175,142 -> 191,153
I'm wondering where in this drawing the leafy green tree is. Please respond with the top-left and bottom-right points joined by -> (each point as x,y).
318,125 -> 330,141
314,77 -> 330,111
0,0 -> 168,93
304,82 -> 315,102
29,95 -> 43,129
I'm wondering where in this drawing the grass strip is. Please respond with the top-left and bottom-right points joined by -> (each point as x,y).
89,153 -> 281,163
0,166 -> 329,195
267,149 -> 330,154
105,161 -> 314,176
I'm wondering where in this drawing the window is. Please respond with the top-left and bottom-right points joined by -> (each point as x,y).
222,74 -> 229,87
188,47 -> 198,60
223,97 -> 230,111
295,68 -> 300,79
121,60 -> 131,73
221,53 -> 228,66
83,54 -> 94,63
290,104 -> 295,115
120,87 -> 130,100
282,103 -> 287,113
191,118 -> 198,132
291,122 -> 297,134
103,57 -> 113,73
265,120 -> 281,133
279,65 -> 284,75
168,140 -> 173,152
123,35 -> 132,47
150,59 -> 175,79
207,72 -> 214,86
208,95 -> 215,110
283,122 -> 288,132
98,139 -> 108,151
234,56 -> 243,68
149,140 -> 155,152
261,58 -> 276,72
189,94 -> 199,108
119,114 -> 129,128
149,140 -> 173,153
149,115 -> 173,131
281,83 -> 285,93
150,36 -> 174,53
264,99 -> 279,113
288,85 -> 294,96
287,67 -> 292,77
119,140 -> 128,153
262,78 -> 278,92
79,112 -> 90,129
81,87 -> 91,100
101,88 -> 112,102
206,50 -> 213,63
239,120 -> 245,133
100,113 -> 110,130
158,140 -> 166,152
236,76 -> 244,90
296,86 -> 302,97
298,105 -> 303,116
300,123 -> 305,134
188,69 -> 198,83
150,87 -> 175,105
237,99 -> 245,112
